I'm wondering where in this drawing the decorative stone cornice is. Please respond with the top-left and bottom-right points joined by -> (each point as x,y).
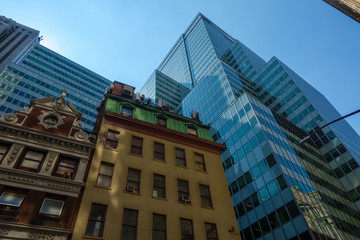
0,222 -> 71,240
0,168 -> 85,197
0,122 -> 95,157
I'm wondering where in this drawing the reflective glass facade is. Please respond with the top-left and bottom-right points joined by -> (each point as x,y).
140,12 -> 360,239
0,44 -> 112,131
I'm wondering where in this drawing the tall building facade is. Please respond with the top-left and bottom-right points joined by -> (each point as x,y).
323,0 -> 360,23
0,16 -> 112,131
0,91 -> 95,239
0,16 -> 39,73
72,82 -> 240,240
140,13 -> 360,240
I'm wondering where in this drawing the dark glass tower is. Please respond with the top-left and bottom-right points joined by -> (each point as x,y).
141,13 -> 360,240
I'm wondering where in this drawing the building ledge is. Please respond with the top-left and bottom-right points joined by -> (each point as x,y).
0,221 -> 71,240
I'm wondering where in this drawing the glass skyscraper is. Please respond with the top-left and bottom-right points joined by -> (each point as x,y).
0,17 -> 112,131
140,13 -> 360,240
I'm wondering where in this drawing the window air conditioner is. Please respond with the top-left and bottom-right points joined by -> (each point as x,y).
126,185 -> 135,192
180,195 -> 191,203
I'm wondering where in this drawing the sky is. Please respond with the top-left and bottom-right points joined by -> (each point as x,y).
1,0 -> 360,135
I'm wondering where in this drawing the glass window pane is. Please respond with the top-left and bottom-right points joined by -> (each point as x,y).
0,192 -> 25,206
99,163 -> 113,175
123,209 -> 138,225
97,175 -> 111,187
25,150 -> 44,160
40,199 -> 64,216
21,159 -> 40,169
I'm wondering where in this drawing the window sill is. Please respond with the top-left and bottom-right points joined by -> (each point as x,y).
124,190 -> 141,196
153,158 -> 166,163
83,235 -> 104,240
152,196 -> 167,201
201,206 -> 214,210
104,147 -> 118,152
95,185 -> 112,190
129,152 -> 143,158
175,164 -> 188,169
177,201 -> 192,206
195,169 -> 207,174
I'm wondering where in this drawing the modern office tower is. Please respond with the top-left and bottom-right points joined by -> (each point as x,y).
0,43 -> 112,131
140,13 -> 360,239
140,70 -> 189,110
0,16 -> 39,72
323,0 -> 360,23
0,92 -> 95,240
72,82 -> 241,240
0,16 -> 112,131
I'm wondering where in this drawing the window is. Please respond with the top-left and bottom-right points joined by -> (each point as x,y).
127,168 -> 141,193
17,149 -> 45,171
176,148 -> 186,167
130,136 -> 143,155
156,117 -> 167,127
153,214 -> 166,240
180,218 -> 194,240
0,142 -> 10,161
194,153 -> 206,171
97,162 -> 114,188
154,142 -> 165,161
121,209 -> 138,240
178,179 -> 190,202
54,156 -> 78,179
121,106 -> 133,117
199,184 -> 212,208
39,198 -> 64,217
85,203 -> 107,237
205,223 -> 218,240
105,130 -> 119,149
0,190 -> 25,210
153,174 -> 166,198
187,126 -> 198,136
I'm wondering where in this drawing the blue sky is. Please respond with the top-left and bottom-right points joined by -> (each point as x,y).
2,0 -> 360,134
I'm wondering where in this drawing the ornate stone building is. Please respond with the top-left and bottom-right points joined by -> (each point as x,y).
0,91 -> 95,239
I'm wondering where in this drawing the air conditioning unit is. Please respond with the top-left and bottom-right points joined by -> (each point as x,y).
126,185 -> 135,192
180,195 -> 191,203
153,190 -> 158,198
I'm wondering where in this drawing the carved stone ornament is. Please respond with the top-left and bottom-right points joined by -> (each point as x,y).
38,110 -> 65,129
7,144 -> 23,165
0,228 -> 9,235
98,131 -> 107,144
74,130 -> 90,142
29,232 -> 56,240
73,119 -> 82,127
0,113 -> 18,124
45,152 -> 59,171
17,106 -> 31,114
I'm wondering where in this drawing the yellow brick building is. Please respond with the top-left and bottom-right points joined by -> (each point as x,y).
72,82 -> 241,240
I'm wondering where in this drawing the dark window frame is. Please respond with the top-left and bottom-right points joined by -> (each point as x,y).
194,153 -> 206,172
96,162 -> 114,188
177,179 -> 190,202
153,174 -> 166,199
126,168 -> 141,193
121,106 -> 133,117
175,148 -> 186,167
16,148 -> 46,172
130,136 -> 143,156
153,213 -> 167,240
85,203 -> 107,237
154,142 -> 165,161
121,208 -> 138,240
0,141 -> 11,164
53,155 -> 79,180
199,184 -> 213,208
180,218 -> 194,240
105,130 -> 120,149
205,222 -> 219,240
